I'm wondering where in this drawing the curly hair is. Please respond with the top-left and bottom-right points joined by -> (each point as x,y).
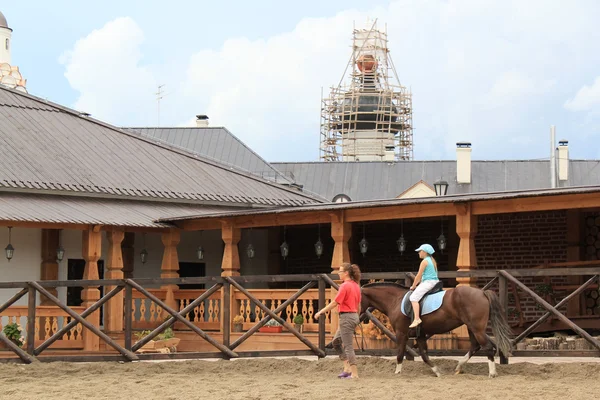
340,262 -> 361,284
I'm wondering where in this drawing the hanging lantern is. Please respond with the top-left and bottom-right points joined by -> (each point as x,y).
434,179 -> 449,196
56,229 -> 64,262
437,233 -> 447,251
5,226 -> 14,262
359,223 -> 368,257
56,246 -> 65,262
314,224 -> 323,258
396,234 -> 407,254
196,246 -> 204,260
280,226 -> 289,259
246,243 -> 255,259
140,233 -> 148,264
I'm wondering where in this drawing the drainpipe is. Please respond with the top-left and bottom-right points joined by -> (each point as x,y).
550,125 -> 556,188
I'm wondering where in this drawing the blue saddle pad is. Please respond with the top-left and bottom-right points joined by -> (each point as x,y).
401,291 -> 446,317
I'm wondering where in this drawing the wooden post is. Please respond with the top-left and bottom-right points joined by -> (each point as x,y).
566,210 -> 582,317
455,203 -> 478,287
330,212 -> 351,335
81,227 -> 102,351
161,229 -> 181,311
220,222 -> 241,334
40,229 -> 59,304
105,229 -> 124,332
498,273 -> 509,364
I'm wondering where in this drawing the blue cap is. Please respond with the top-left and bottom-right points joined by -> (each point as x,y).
415,244 -> 435,255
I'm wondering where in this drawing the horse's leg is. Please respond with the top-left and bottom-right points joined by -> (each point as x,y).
416,334 -> 441,377
394,331 -> 409,374
455,329 -> 481,375
471,326 -> 497,378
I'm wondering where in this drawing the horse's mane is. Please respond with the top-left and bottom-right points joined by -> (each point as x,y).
361,281 -> 409,290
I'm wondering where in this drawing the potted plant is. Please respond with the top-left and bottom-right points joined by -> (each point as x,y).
1,323 -> 25,349
134,327 -> 180,353
233,315 -> 244,332
293,314 -> 304,333
259,318 -> 283,333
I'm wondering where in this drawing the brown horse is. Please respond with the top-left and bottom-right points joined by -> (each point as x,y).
359,282 -> 512,378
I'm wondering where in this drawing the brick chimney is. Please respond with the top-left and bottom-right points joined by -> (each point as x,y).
456,142 -> 472,184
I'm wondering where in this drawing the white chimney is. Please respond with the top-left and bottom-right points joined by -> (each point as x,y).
196,114 -> 209,127
456,142 -> 472,184
558,139 -> 569,181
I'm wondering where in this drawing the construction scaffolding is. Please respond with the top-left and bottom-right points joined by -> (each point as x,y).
320,20 -> 413,162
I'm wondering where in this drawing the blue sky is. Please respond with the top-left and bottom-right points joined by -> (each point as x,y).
3,0 -> 600,162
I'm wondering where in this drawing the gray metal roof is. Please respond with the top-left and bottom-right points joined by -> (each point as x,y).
0,86 -> 321,207
125,127 -> 292,184
0,192 -> 239,228
160,184 -> 600,223
271,160 -> 600,201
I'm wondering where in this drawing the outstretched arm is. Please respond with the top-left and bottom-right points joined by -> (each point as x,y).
314,301 -> 338,319
410,260 -> 428,290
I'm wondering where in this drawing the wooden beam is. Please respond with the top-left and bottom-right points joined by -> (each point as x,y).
0,221 -> 89,230
566,210 -> 583,317
81,228 -> 102,352
330,212 -> 351,272
455,203 -> 478,287
471,192 -> 600,215
105,229 -> 125,332
345,203 -> 455,222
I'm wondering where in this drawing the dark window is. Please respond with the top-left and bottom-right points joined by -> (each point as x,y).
177,262 -> 206,289
5,39 -> 8,50
67,259 -> 104,321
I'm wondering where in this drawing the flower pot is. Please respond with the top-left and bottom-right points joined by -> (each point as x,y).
294,324 -> 303,333
233,324 -> 243,332
259,326 -> 283,333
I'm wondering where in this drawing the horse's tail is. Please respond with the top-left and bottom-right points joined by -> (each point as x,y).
483,290 -> 513,356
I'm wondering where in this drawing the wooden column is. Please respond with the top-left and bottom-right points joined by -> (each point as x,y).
82,227 -> 102,351
221,222 -> 241,277
330,213 -> 351,272
105,229 -> 124,332
220,222 -> 241,334
161,229 -> 181,311
455,203 -> 478,287
40,229 -> 60,305
566,210 -> 583,316
330,213 -> 351,334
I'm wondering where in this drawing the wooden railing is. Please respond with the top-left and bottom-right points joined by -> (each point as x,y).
131,289 -> 221,331
0,306 -> 85,349
234,289 -> 332,333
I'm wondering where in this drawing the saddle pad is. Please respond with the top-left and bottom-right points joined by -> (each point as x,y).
401,290 -> 446,317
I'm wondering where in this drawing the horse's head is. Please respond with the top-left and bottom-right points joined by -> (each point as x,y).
359,281 -> 407,321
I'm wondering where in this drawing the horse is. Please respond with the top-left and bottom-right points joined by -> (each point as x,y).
359,282 -> 513,378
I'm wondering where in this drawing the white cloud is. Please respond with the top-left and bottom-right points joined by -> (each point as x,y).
61,0 -> 600,162
60,17 -> 156,125
565,76 -> 600,112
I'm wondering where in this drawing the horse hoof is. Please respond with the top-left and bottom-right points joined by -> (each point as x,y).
432,366 -> 442,377
489,373 -> 498,378
454,369 -> 462,375
394,364 -> 403,374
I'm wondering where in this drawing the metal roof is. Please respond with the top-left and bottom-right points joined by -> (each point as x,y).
125,127 -> 292,184
0,192 -> 239,228
0,12 -> 8,29
0,86 -> 321,207
159,185 -> 600,223
271,160 -> 600,201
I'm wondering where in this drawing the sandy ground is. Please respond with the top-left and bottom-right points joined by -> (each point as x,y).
1,356 -> 599,400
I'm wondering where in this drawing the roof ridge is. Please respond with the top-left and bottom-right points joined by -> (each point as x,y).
0,86 -> 324,205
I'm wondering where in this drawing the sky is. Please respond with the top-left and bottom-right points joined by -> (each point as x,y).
3,0 -> 600,162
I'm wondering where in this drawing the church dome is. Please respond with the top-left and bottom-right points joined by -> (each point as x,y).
0,12 -> 9,30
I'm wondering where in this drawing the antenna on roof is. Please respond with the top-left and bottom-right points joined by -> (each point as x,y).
155,84 -> 166,127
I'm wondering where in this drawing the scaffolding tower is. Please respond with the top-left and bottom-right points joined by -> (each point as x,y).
320,20 -> 413,162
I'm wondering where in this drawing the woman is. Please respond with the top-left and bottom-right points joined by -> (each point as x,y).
314,263 -> 361,379
408,244 -> 439,329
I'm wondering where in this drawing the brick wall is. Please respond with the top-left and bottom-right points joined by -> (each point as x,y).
475,210 -> 569,322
